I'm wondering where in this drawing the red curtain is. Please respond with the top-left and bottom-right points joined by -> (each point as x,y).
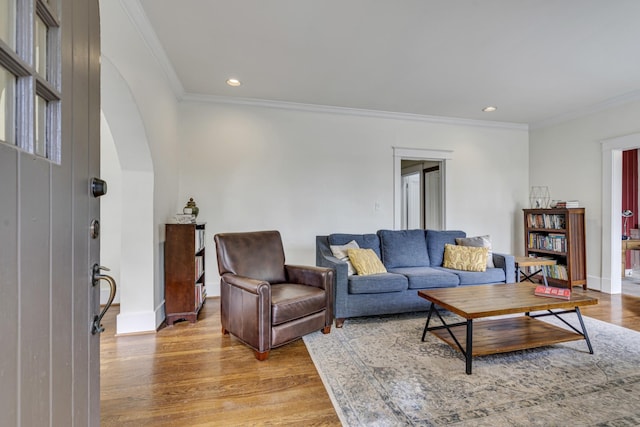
622,149 -> 638,268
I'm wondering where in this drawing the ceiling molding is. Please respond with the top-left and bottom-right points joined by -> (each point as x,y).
120,0 -> 185,97
530,90 -> 640,131
180,92 -> 529,131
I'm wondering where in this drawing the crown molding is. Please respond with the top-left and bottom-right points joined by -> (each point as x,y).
180,92 -> 529,131
530,90 -> 640,130
120,0 -> 185,97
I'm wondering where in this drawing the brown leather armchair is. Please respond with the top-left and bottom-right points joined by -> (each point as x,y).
214,230 -> 334,360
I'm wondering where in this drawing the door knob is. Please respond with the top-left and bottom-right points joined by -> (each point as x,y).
91,177 -> 107,198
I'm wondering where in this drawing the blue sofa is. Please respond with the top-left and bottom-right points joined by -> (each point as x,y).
316,229 -> 515,327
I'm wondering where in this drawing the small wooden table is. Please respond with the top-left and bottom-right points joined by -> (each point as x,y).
418,283 -> 598,374
515,256 -> 557,286
621,239 -> 640,278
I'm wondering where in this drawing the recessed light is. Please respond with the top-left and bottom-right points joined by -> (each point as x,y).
226,78 -> 241,87
482,106 -> 497,112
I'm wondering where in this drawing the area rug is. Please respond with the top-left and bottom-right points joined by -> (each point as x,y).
303,312 -> 640,426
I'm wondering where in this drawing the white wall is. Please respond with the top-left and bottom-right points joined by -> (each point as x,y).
530,99 -> 640,291
99,113 -> 122,304
178,102 -> 529,296
100,0 -> 180,332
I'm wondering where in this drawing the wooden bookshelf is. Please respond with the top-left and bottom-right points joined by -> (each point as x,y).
164,223 -> 206,325
523,208 -> 586,289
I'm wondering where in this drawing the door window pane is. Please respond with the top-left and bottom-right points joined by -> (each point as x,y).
35,95 -> 47,157
0,67 -> 16,145
35,15 -> 48,78
0,0 -> 16,50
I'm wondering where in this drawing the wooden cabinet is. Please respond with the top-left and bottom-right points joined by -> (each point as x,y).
164,223 -> 206,325
523,208 -> 586,289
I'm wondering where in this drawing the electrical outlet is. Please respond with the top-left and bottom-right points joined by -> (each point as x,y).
374,201 -> 381,211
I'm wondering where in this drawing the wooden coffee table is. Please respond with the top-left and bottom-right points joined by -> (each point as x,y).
418,283 -> 598,374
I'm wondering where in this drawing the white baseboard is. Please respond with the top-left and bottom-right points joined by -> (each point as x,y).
116,309 -> 157,334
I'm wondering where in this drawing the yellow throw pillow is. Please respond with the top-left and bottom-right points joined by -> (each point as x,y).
442,244 -> 488,272
347,248 -> 387,276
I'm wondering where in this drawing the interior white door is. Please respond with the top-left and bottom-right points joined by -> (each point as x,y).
0,0 -> 102,424
424,169 -> 442,230
401,172 -> 421,229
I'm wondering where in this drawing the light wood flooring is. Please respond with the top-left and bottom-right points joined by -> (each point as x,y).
101,289 -> 640,426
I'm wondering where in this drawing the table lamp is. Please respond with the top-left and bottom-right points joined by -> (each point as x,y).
622,209 -> 634,240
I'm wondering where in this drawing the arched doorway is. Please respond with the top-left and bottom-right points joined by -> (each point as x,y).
100,57 -> 157,334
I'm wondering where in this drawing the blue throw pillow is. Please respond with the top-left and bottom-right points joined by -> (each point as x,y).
378,229 -> 430,268
426,230 -> 466,267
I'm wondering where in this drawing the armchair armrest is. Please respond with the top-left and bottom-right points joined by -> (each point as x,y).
285,264 -> 334,290
493,252 -> 516,283
285,264 -> 334,327
220,273 -> 271,353
223,274 -> 269,294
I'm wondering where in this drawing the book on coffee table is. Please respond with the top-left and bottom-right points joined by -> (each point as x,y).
534,284 -> 571,300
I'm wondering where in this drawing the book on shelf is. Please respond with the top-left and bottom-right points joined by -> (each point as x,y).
542,264 -> 568,280
555,200 -> 579,208
195,255 -> 204,279
527,232 -> 566,252
534,284 -> 571,300
173,213 -> 196,224
195,228 -> 205,252
527,213 -> 566,229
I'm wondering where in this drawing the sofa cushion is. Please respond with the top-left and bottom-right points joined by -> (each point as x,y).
437,267 -> 506,285
426,230 -> 466,267
378,229 -> 430,268
328,233 -> 381,259
348,248 -> 387,275
348,273 -> 408,294
443,244 -> 488,272
388,266 -> 460,289
330,240 -> 359,275
456,235 -> 495,268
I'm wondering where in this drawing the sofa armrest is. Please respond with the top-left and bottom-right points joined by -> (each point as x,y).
315,236 -> 348,276
316,236 -> 349,321
493,252 -> 516,283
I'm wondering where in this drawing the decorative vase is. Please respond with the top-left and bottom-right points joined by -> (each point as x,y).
184,198 -> 199,217
529,186 -> 550,209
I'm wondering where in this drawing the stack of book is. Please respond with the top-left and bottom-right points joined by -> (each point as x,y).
534,285 -> 571,300
555,200 -> 579,208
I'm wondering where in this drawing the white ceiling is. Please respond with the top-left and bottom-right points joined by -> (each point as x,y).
136,0 -> 640,127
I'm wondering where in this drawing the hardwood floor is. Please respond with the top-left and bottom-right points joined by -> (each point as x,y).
101,291 -> 640,426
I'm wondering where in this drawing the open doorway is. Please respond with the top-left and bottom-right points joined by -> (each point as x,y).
393,147 -> 452,231
621,148 -> 640,297
400,160 -> 442,230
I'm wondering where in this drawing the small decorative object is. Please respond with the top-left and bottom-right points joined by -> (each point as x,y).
174,214 -> 195,224
184,198 -> 199,218
529,186 -> 550,209
622,209 -> 634,240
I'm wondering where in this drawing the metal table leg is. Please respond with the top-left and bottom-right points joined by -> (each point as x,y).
465,319 -> 473,375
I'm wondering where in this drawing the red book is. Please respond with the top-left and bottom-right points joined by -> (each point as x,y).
534,285 -> 571,300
